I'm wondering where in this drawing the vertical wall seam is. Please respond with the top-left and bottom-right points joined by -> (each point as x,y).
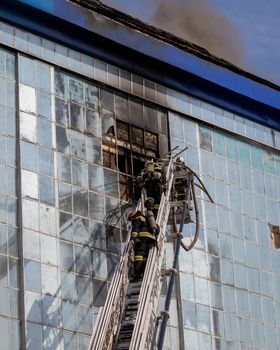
15,52 -> 27,349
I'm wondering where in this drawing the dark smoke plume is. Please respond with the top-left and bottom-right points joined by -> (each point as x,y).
152,0 -> 245,67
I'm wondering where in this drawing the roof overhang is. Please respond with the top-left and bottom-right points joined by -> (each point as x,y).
1,0 -> 280,130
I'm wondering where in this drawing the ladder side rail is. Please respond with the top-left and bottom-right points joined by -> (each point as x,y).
89,254 -> 125,349
88,306 -> 104,349
129,165 -> 174,350
89,197 -> 144,350
104,257 -> 130,349
134,202 -> 170,350
89,238 -> 131,350
145,206 -> 171,349
135,171 -> 173,350
133,172 -> 172,313
135,159 -> 173,305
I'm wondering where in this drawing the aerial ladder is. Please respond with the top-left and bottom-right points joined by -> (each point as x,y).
88,150 -> 213,350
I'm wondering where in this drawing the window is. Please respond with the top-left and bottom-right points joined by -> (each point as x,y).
269,224 -> 280,249
102,118 -> 160,201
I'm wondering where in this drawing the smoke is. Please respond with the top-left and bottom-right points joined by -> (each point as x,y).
151,0 -> 245,67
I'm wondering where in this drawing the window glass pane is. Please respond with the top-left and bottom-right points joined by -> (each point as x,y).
39,175 -> 55,205
58,182 -> 72,213
0,223 -> 7,254
73,188 -> 88,217
36,61 -> 51,92
55,70 -> 68,99
92,279 -> 107,307
104,169 -> 118,198
88,165 -> 104,193
8,227 -> 18,257
157,109 -> 167,135
38,118 -> 52,148
75,274 -> 92,305
213,131 -> 225,156
129,99 -> 143,126
62,301 -> 76,331
89,221 -> 106,249
144,105 -> 157,131
131,126 -> 143,146
71,130 -> 86,160
86,109 -> 101,137
60,241 -> 74,271
37,90 -> 51,119
73,216 -> 89,245
7,138 -> 16,167
100,89 -> 114,116
19,56 -> 35,86
56,126 -> 70,155
69,77 -> 83,103
6,52 -> 15,79
116,121 -> 129,141
238,140 -> 251,165
145,130 -> 158,151
24,259 -> 41,292
86,136 -> 102,165
55,97 -> 69,127
57,154 -> 71,183
72,159 -> 88,188
70,102 -> 85,132
75,245 -> 91,275
38,148 -> 53,176
199,127 -> 212,152
115,94 -> 129,121
85,83 -> 99,110
102,115 -> 115,139
89,192 -> 104,221
21,141 -> 37,172
59,212 -> 73,241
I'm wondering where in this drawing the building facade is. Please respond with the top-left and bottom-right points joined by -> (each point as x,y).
0,1 -> 280,349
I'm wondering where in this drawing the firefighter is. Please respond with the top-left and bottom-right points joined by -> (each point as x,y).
143,162 -> 165,218
127,210 -> 157,282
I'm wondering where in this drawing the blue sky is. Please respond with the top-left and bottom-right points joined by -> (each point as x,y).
102,0 -> 280,86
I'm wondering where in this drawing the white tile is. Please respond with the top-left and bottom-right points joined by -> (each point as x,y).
39,204 -> 57,236
22,199 -> 39,231
19,84 -> 36,114
22,169 -> 38,200
20,112 -> 37,143
40,234 -> 57,266
23,229 -> 40,261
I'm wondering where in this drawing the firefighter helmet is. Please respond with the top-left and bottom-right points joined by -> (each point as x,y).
127,210 -> 137,221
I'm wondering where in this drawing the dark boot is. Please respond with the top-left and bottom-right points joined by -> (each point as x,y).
132,261 -> 144,282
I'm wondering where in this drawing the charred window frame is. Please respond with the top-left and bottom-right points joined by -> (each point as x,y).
100,88 -> 168,201
102,120 -> 159,200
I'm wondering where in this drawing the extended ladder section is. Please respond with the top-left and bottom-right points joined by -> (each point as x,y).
88,159 -> 174,350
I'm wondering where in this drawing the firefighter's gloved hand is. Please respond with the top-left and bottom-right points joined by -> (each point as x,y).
145,198 -> 154,210
155,225 -> 160,236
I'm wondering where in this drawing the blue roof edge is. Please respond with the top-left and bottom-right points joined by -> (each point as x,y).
1,0 -> 280,130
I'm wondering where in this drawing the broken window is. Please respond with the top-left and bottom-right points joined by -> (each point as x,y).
102,142 -> 117,170
269,224 -> 280,249
99,85 -> 166,205
145,130 -> 158,151
119,174 -> 133,201
116,121 -> 129,142
131,127 -> 144,146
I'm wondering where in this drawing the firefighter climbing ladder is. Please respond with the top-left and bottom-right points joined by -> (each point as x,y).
88,152 -> 213,350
